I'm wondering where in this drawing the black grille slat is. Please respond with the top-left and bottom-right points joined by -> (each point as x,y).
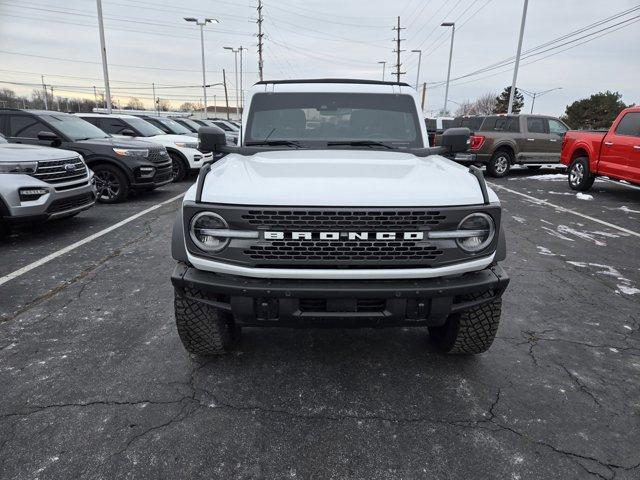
32,158 -> 88,185
241,210 -> 446,230
148,148 -> 170,164
245,240 -> 444,262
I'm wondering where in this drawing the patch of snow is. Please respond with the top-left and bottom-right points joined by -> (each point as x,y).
617,285 -> 640,295
557,225 -> 606,246
536,246 -> 555,256
576,192 -> 593,201
547,191 -> 573,196
590,230 -> 619,238
509,173 -> 567,181
541,226 -> 575,242
511,216 -> 526,224
567,261 -> 587,267
623,325 -> 633,331
609,348 -> 619,353
618,206 -> 640,214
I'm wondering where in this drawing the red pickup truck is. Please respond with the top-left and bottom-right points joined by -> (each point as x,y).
561,106 -> 640,191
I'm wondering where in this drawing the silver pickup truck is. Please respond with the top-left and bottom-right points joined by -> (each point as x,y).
0,134 -> 96,236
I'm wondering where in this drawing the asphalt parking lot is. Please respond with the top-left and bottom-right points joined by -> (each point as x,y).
1,168 -> 639,480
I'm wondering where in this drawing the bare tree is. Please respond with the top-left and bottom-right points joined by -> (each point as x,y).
454,100 -> 474,116
126,97 -> 144,110
470,92 -> 497,115
179,102 -> 199,112
156,98 -> 171,111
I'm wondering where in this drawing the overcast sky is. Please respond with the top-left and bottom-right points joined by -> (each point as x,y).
0,0 -> 638,116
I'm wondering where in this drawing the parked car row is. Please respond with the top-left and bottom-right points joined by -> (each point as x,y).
0,108 -> 227,236
438,109 -> 639,190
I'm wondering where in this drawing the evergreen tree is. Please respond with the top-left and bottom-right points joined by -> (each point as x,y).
494,86 -> 524,114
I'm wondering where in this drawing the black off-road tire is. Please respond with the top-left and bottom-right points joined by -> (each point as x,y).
486,149 -> 513,178
170,153 -> 187,182
174,289 -> 240,356
568,156 -> 595,192
429,292 -> 502,355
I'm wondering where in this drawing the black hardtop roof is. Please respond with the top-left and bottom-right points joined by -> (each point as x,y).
255,78 -> 411,87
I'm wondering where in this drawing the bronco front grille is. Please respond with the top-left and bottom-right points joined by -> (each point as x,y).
245,240 -> 444,262
241,210 -> 447,231
32,157 -> 88,185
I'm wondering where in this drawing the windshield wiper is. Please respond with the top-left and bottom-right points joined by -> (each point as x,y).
245,140 -> 305,148
327,140 -> 394,150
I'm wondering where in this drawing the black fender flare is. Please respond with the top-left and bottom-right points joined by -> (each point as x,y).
165,148 -> 190,169
495,225 -> 506,262
171,208 -> 189,263
84,157 -> 135,183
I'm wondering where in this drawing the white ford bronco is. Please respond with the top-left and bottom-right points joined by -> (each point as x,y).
171,79 -> 509,356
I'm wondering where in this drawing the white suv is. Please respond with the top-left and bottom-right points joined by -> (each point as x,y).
77,113 -> 213,181
170,79 -> 510,357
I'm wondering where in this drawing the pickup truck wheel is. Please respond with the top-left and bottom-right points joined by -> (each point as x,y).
429,292 -> 502,355
568,157 -> 595,191
170,153 -> 186,182
174,289 -> 240,356
487,150 -> 512,178
93,165 -> 129,203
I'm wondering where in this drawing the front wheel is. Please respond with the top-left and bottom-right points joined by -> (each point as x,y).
174,289 -> 240,356
170,153 -> 187,182
568,157 -> 595,191
486,150 -> 512,178
93,165 -> 129,203
429,293 -> 502,355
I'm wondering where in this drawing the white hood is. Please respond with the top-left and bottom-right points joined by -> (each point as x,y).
148,134 -> 198,146
191,150 -> 498,207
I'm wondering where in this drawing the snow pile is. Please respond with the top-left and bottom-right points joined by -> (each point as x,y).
576,192 -> 593,201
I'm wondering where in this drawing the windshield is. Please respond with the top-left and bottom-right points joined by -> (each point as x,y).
124,117 -> 164,137
245,92 -> 423,148
177,118 -> 201,131
213,121 -> 234,132
40,113 -> 110,141
157,118 -> 191,135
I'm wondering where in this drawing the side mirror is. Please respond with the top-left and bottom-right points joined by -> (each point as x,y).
440,127 -> 471,153
198,126 -> 227,153
37,131 -> 61,147
121,128 -> 136,137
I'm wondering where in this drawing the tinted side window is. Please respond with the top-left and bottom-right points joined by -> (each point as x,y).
425,119 -> 437,131
615,112 -> 640,137
148,119 -> 171,134
527,117 -> 546,134
9,115 -> 49,138
478,116 -> 519,132
548,119 -> 568,135
100,119 -> 128,134
82,117 -> 100,127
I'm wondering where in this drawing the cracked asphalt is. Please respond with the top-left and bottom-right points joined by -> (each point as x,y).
1,167 -> 639,480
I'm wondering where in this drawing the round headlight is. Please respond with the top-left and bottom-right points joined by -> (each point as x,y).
190,212 -> 229,252
456,213 -> 495,252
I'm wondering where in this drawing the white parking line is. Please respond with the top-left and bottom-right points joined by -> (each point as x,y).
488,182 -> 640,239
0,192 -> 184,287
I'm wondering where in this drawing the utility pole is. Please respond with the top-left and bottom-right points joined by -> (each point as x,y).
392,16 -> 405,82
411,49 -> 422,89
508,0 -> 529,114
257,0 -> 264,81
441,22 -> 455,116
214,94 -> 217,116
239,46 -> 247,113
41,75 -> 48,110
96,0 -> 112,113
152,83 -> 158,115
223,68 -> 230,120
93,86 -> 98,111
377,61 -> 386,81
521,87 -> 562,114
421,82 -> 427,111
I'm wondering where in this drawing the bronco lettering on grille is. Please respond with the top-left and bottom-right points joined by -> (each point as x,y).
263,231 -> 425,241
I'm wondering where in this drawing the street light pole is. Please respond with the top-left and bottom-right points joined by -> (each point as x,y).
239,46 -> 247,113
96,0 -> 112,113
411,49 -> 422,90
224,46 -> 240,119
185,17 -> 219,118
508,0 -> 529,114
441,22 -> 455,116
377,61 -> 386,81
521,87 -> 562,114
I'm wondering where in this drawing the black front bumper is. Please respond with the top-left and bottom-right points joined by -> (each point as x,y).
171,263 -> 510,328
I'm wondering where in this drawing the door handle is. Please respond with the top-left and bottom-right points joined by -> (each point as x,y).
526,138 -> 535,142
549,139 -> 558,142
604,141 -> 614,146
